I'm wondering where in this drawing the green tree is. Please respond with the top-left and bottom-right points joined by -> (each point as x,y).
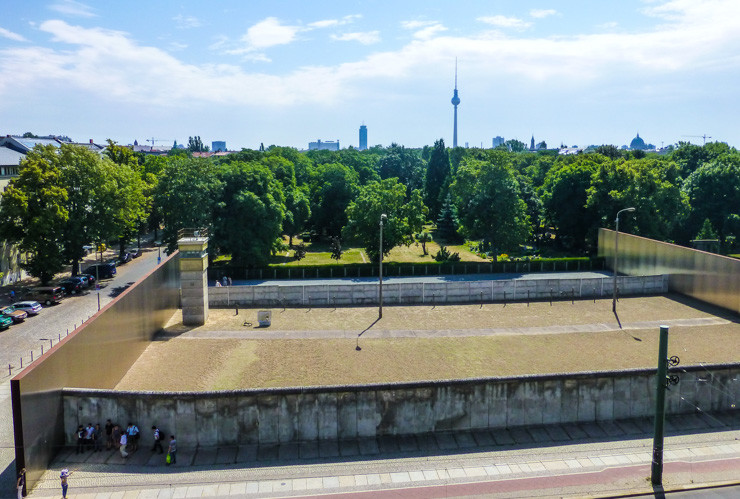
214,162 -> 285,266
505,139 -> 526,152
424,139 -> 451,220
283,187 -> 311,247
309,162 -> 359,237
329,236 -> 342,260
187,136 -> 209,153
595,145 -> 622,160
435,194 -> 462,243
343,178 -> 427,261
682,161 -> 740,241
379,144 -> 425,195
154,157 -> 223,253
415,231 -> 433,255
541,157 -> 600,250
696,218 -> 718,239
450,157 -> 530,256
0,145 -> 68,283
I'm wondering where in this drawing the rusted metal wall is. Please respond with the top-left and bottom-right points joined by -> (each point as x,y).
599,229 -> 740,315
11,253 -> 180,491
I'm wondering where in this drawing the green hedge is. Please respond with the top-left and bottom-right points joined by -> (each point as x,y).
209,257 -> 605,281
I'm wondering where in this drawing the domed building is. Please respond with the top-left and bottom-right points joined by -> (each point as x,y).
629,133 -> 647,150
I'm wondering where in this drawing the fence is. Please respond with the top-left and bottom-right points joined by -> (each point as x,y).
209,275 -> 667,307
209,257 -> 606,282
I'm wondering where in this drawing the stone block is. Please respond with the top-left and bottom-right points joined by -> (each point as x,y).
237,396 -> 259,444
257,395 -> 280,444
336,392 -> 357,440
317,393 -> 338,440
195,398 -> 218,446
217,397 -> 238,445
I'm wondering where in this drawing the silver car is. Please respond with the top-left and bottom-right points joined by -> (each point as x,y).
12,301 -> 43,316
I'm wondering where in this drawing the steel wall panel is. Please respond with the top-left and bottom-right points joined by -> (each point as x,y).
11,253 -> 180,491
599,229 -> 740,315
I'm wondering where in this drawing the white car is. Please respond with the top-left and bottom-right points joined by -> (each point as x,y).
12,301 -> 43,316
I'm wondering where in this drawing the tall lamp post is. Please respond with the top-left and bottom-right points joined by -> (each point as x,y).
378,214 -> 387,319
612,207 -> 635,312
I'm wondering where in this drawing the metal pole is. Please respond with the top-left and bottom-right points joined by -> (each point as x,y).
651,325 -> 670,485
612,207 -> 635,313
612,216 -> 620,313
379,215 -> 385,319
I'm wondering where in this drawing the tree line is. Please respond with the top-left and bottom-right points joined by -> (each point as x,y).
1,139 -> 739,283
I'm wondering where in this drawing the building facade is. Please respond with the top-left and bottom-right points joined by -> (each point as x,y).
212,141 -> 226,152
359,125 -> 367,150
308,140 -> 340,151
492,136 -> 505,148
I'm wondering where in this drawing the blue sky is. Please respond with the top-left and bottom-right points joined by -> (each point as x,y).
1,0 -> 739,150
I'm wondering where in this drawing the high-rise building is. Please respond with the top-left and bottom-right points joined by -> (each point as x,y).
492,136 -> 505,148
212,141 -> 226,152
451,60 -> 460,148
308,139 -> 340,151
530,135 -> 535,151
359,125 -> 367,150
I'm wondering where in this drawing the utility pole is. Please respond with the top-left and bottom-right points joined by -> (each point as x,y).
651,325 -> 670,485
378,214 -> 387,319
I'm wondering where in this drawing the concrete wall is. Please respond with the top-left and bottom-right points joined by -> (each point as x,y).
11,254 -> 180,491
62,364 -> 739,447
599,229 -> 740,315
209,275 -> 667,307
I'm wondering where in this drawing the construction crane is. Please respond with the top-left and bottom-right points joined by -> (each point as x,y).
146,138 -> 174,145
681,134 -> 712,145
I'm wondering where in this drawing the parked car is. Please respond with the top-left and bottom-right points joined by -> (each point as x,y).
0,305 -> 28,323
130,248 -> 142,258
0,315 -> 12,330
117,252 -> 132,265
75,275 -> 91,287
59,278 -> 83,295
83,263 -> 116,279
29,286 -> 64,306
80,273 -> 96,286
12,301 -> 43,316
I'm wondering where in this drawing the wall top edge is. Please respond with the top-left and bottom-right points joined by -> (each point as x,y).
62,362 -> 739,397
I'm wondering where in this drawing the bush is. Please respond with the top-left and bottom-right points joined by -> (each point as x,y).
434,245 -> 461,262
294,243 -> 307,261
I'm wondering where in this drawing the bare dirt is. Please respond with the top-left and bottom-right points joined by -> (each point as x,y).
115,295 -> 740,391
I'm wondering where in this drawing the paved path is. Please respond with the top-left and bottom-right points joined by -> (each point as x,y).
25,413 -> 740,498
173,317 -> 730,340
225,271 -> 613,287
0,247 -> 166,498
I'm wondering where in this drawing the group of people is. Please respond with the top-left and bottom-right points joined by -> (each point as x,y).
73,420 -> 176,464
215,275 -> 232,287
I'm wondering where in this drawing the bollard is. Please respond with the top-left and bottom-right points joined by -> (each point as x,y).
8,364 -> 11,376
503,291 -> 506,307
67,328 -> 69,336
41,345 -> 44,355
550,288 -> 553,306
572,287 -> 575,305
235,306 -> 238,316
58,333 -> 61,342
431,294 -> 436,309
20,357 -> 23,368
480,291 -> 483,309
594,287 -> 597,303
30,351 -> 33,362
527,289 -> 530,306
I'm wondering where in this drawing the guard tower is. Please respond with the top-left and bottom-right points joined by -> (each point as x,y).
178,228 -> 209,325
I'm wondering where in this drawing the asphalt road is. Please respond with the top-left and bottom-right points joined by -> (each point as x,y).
0,246 -> 164,498
226,270 -> 614,287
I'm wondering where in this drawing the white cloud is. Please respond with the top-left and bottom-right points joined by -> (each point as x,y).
168,42 -> 188,51
597,21 -> 619,30
309,14 -> 362,28
3,2 -> 740,110
242,17 -> 301,49
530,9 -> 558,19
49,0 -> 96,18
173,14 -> 201,29
401,20 -> 447,40
331,31 -> 380,45
0,27 -> 27,42
477,15 -> 532,29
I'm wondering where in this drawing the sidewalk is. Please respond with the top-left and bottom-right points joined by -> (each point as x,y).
27,413 -> 740,498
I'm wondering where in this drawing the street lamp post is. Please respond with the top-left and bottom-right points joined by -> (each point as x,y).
379,214 -> 387,319
612,207 -> 635,313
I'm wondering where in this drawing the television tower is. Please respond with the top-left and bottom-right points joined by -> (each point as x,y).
451,59 -> 460,148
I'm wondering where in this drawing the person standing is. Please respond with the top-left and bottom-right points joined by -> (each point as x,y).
84,423 -> 94,451
151,425 -> 164,454
105,419 -> 113,450
127,423 -> 140,451
119,432 -> 128,459
167,435 -> 177,465
59,469 -> 71,499
111,424 -> 121,451
16,468 -> 25,499
93,423 -> 103,452
75,426 -> 85,454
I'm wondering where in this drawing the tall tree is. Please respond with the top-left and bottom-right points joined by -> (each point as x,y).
343,178 -> 427,262
379,144 -> 425,195
682,160 -> 740,242
309,162 -> 359,237
450,157 -> 530,257
154,157 -> 223,253
0,145 -> 68,283
214,162 -> 285,266
424,138 -> 450,220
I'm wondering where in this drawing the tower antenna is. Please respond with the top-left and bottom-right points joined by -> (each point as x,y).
451,58 -> 461,148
